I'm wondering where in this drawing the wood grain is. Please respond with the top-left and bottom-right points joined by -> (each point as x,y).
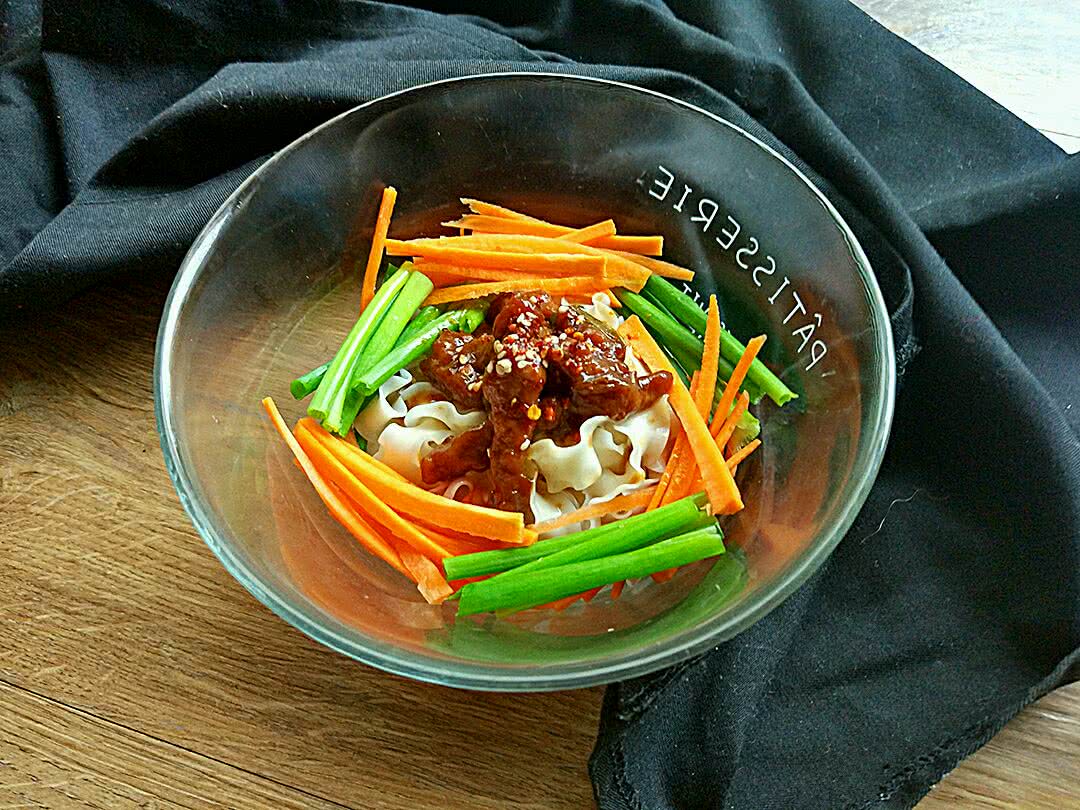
0,682 -> 348,809
0,277 -> 600,810
1,272 -> 1077,809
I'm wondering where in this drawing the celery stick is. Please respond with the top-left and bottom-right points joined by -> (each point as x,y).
290,361 -> 329,400
354,307 -> 484,397
443,493 -> 708,581
395,306 -> 441,347
352,272 -> 434,379
494,510 -> 716,579
456,527 -> 726,617
308,266 -> 409,425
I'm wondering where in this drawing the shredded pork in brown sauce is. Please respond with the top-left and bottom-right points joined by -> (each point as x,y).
419,291 -> 672,521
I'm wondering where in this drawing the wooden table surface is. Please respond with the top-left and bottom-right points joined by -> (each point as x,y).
2,4 -> 1078,809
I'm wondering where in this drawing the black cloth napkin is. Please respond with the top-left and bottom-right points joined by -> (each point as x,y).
4,2 -> 1077,807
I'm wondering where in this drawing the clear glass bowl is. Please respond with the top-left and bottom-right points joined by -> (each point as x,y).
155,74 -> 895,690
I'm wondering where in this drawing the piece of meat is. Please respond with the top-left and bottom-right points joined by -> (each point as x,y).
420,423 -> 493,485
415,293 -> 672,521
481,293 -> 554,521
548,305 -> 672,421
418,331 -> 493,411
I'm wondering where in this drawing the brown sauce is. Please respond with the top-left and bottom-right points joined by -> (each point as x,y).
418,292 -> 672,521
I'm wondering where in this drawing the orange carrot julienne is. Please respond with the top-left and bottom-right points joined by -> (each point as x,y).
610,580 -> 626,599
424,276 -> 610,306
602,250 -> 694,281
696,296 -> 721,418
455,203 -> 666,254
419,525 -> 498,556
261,397 -> 407,577
294,426 -> 453,563
658,368 -> 704,508
619,317 -> 743,515
549,593 -> 583,611
360,186 -> 397,313
412,263 -> 549,284
394,234 -> 651,284
460,198 -> 544,222
397,546 -> 453,604
385,239 -> 608,274
711,335 -> 766,438
298,419 -> 529,544
726,438 -> 761,471
581,586 -> 603,603
562,219 -> 617,244
529,486 -> 656,533
711,390 -> 750,451
335,487 -> 453,604
618,316 -> 675,375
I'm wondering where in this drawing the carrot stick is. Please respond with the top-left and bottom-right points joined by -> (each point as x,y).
420,525 -> 498,556
562,219 -> 617,244
385,240 -> 608,274
601,250 -> 694,281
711,390 -> 750,451
298,419 -> 529,543
360,187 -> 397,312
696,296 -> 721,418
726,438 -> 761,471
529,486 -> 656,534
619,317 -> 743,515
658,367 -> 705,508
711,335 -> 767,438
393,234 -> 650,285
581,586 -> 603,603
294,426 -> 453,562
548,593 -> 582,611
335,487 -> 453,604
460,198 -> 546,222
661,445 -> 699,507
413,261 -> 561,282
260,397 -> 407,577
453,206 -> 665,254
610,580 -> 626,599
424,276 -> 610,306
397,547 -> 453,604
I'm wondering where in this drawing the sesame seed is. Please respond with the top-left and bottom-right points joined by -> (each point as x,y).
493,340 -> 503,352
496,358 -> 512,375
519,438 -> 531,451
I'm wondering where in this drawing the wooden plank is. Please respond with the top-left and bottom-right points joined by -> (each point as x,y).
921,684 -> 1080,809
0,277 -> 600,810
0,681 -> 350,809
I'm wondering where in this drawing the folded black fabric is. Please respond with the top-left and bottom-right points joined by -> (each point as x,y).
4,2 -> 1076,808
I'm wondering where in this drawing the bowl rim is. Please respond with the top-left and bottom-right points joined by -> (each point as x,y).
155,71 -> 896,691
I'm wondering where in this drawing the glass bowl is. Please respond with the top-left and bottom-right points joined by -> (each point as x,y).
155,73 -> 895,690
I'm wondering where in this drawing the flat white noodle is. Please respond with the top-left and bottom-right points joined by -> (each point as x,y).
404,401 -> 486,433
356,369 -> 486,484
374,420 -> 452,484
530,487 -> 594,537
399,380 -> 440,406
443,477 -> 474,502
527,415 -> 610,494
611,395 -> 673,474
354,370 -> 413,448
